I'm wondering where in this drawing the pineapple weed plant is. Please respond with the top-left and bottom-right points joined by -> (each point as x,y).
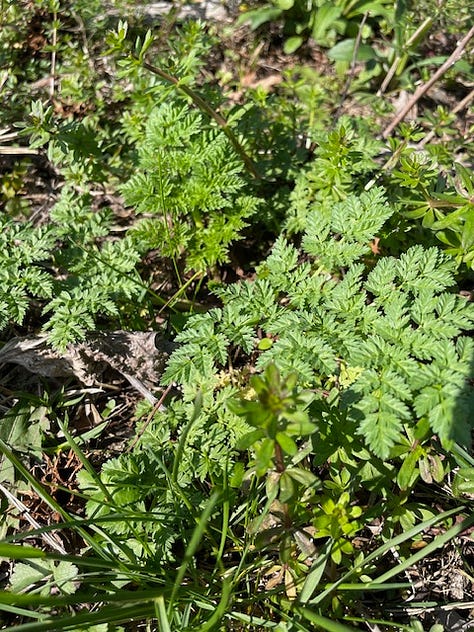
1,0 -> 474,630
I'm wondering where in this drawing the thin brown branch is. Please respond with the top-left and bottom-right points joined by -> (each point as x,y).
382,24 -> 474,139
0,147 -> 39,155
333,12 -> 369,123
49,10 -> 58,98
126,383 -> 174,453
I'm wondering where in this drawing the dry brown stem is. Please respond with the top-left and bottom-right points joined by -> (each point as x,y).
382,25 -> 474,139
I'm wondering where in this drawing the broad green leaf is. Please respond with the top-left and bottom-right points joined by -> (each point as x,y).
53,561 -> 79,595
256,437 -> 275,476
452,467 -> 474,497
10,560 -> 52,593
328,39 -> 377,62
285,467 -> 318,486
299,540 -> 332,603
277,0 -> 294,9
312,5 -> 343,42
455,162 -> 474,195
283,36 -> 304,54
397,445 -> 423,490
237,7 -> 282,29
236,428 -> 265,450
279,471 -> 295,502
461,210 -> 474,249
276,431 -> 298,455
258,337 -> 273,350
346,1 -> 394,20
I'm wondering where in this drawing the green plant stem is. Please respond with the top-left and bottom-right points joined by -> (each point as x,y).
167,489 -> 222,615
139,59 -> 261,179
158,270 -> 202,314
378,17 -> 433,96
364,139 -> 409,191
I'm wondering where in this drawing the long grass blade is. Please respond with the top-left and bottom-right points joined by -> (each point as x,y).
295,607 -> 359,631
155,595 -> 172,632
372,510 -> 474,584
309,505 -> 465,605
299,539 -> 332,603
167,489 -> 221,614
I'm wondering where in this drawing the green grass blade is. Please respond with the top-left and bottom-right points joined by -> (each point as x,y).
372,510 -> 474,584
155,595 -> 172,632
0,543 -> 46,559
56,415 -> 114,503
56,415 -> 158,561
168,489 -> 221,614
299,539 -> 332,603
346,616 -> 425,630
171,390 -> 203,485
0,604 -> 45,619
198,577 -> 233,631
295,607 -> 359,631
0,601 -> 157,631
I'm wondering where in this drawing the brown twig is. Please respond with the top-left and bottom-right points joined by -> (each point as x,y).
333,12 -> 369,124
382,24 -> 474,139
0,146 -> 39,155
126,383 -> 174,453
49,9 -> 58,98
0,483 -> 67,554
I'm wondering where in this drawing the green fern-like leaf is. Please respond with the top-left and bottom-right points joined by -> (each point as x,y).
0,219 -> 55,331
396,246 -> 456,292
302,187 -> 395,269
122,99 -> 260,271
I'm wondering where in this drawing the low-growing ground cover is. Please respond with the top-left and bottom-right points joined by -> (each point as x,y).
0,1 -> 473,630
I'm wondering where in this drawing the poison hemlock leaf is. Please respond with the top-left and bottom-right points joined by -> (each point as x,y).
302,187 -> 394,268
1,187 -> 144,349
284,123 -> 381,235
0,218 -> 55,331
122,100 -> 260,271
164,187 -> 473,461
10,560 -> 78,595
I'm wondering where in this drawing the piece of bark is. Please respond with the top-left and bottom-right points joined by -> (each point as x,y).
0,331 -> 175,403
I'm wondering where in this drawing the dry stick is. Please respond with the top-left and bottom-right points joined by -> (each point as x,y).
382,24 -> 474,139
140,59 -> 260,180
49,9 -> 58,98
417,86 -> 474,147
0,482 -> 67,554
0,146 -> 39,155
333,12 -> 369,124
126,383 -> 174,453
0,128 -> 39,154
